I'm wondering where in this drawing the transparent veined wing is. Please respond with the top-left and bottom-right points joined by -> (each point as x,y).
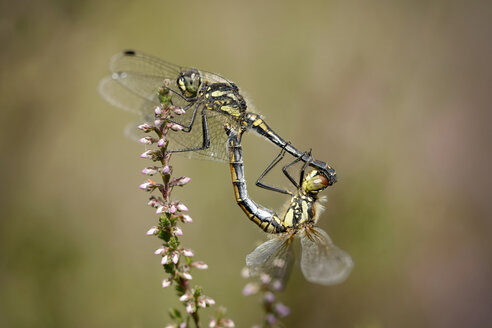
245,235 -> 295,291
99,74 -> 160,116
105,50 -> 234,114
99,51 -> 242,162
300,227 -> 353,285
100,80 -> 235,163
101,51 -> 191,118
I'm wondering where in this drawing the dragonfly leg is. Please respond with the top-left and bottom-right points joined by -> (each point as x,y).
167,102 -> 200,132
280,149 -> 313,189
166,87 -> 196,103
255,144 -> 292,195
167,106 -> 211,153
244,113 -> 337,186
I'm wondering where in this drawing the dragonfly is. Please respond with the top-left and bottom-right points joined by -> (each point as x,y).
225,125 -> 352,287
99,50 -> 337,186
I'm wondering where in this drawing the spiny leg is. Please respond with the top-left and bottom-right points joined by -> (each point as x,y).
279,149 -> 312,188
294,149 -> 312,187
167,102 -> 200,132
167,105 -> 211,154
256,145 -> 313,193
245,112 -> 336,185
255,144 -> 292,195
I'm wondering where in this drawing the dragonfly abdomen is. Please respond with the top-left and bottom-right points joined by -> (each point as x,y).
227,133 -> 286,234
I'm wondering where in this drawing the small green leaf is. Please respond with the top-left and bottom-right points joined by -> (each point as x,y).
169,308 -> 182,320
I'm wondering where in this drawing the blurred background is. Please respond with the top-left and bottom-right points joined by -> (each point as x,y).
1,0 -> 491,327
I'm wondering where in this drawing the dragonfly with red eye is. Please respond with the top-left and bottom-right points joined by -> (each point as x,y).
225,125 -> 352,288
99,50 -> 337,187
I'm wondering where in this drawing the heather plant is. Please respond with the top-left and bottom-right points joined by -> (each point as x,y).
138,80 -> 234,328
242,267 -> 291,328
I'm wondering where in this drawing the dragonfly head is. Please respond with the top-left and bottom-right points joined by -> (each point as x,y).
177,69 -> 202,98
302,170 -> 329,195
311,159 -> 337,185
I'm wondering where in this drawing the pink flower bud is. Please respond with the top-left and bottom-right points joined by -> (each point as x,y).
191,261 -> 208,270
179,293 -> 191,302
138,137 -> 154,145
172,227 -> 183,236
221,319 -> 235,328
260,273 -> 271,284
271,279 -> 283,291
147,198 -> 158,207
186,301 -> 195,313
275,303 -> 291,317
137,123 -> 153,132
181,249 -> 194,257
167,204 -> 177,214
264,291 -> 275,303
172,176 -> 191,186
172,106 -> 186,115
146,227 -> 159,236
154,119 -> 163,127
197,298 -> 207,308
139,179 -> 156,191
171,252 -> 179,264
157,138 -> 167,147
176,203 -> 188,212
141,167 -> 158,175
161,166 -> 171,175
140,150 -> 154,159
242,282 -> 259,296
203,297 -> 215,306
181,272 -> 192,280
156,206 -> 165,214
154,246 -> 166,255
241,267 -> 251,278
162,278 -> 172,288
168,123 -> 184,131
161,255 -> 169,265
266,314 -> 277,325
181,215 -> 193,223
154,106 -> 163,115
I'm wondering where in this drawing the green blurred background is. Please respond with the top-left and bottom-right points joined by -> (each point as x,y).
1,0 -> 491,327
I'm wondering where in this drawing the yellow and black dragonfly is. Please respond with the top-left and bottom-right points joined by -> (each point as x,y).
99,50 -> 337,185
225,126 -> 352,287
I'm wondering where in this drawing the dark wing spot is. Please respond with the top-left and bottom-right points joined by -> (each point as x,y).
123,50 -> 136,56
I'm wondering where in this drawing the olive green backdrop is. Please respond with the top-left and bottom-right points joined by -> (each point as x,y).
1,0 -> 491,327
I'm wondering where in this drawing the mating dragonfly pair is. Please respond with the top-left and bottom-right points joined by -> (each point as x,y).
99,51 -> 352,286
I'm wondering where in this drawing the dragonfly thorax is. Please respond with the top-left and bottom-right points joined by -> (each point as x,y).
201,82 -> 247,119
282,195 -> 316,228
177,69 -> 202,98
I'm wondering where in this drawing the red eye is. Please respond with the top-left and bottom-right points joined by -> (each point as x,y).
316,174 -> 329,188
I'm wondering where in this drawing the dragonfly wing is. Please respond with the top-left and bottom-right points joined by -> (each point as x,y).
246,235 -> 294,290
122,106 -> 234,163
300,227 -> 353,285
101,51 -> 241,163
99,75 -> 159,115
109,50 -> 184,78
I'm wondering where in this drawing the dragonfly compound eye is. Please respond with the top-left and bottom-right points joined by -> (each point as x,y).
303,171 -> 329,194
177,70 -> 201,97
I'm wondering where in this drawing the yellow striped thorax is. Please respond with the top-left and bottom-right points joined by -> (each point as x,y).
282,194 -> 316,228
200,81 -> 247,119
